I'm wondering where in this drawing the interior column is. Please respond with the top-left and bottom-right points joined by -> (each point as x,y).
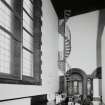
93,79 -> 100,105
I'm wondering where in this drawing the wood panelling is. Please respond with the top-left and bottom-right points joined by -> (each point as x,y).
31,94 -> 48,105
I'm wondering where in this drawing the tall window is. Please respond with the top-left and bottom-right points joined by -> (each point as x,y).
0,0 -> 42,85
23,0 -> 34,77
68,80 -> 82,95
0,0 -> 12,74
74,81 -> 78,94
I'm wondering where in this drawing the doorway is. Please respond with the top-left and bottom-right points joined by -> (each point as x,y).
66,68 -> 87,101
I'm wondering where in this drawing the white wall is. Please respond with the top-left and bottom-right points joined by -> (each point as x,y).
66,11 -> 99,74
0,0 -> 59,104
102,27 -> 105,103
41,0 -> 59,98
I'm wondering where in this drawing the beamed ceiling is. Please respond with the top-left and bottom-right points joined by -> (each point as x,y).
51,0 -> 105,19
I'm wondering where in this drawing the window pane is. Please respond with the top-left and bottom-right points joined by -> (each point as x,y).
68,81 -> 73,95
23,0 -> 34,77
23,11 -> 33,34
73,81 -> 78,94
0,1 -> 12,32
68,88 -> 72,95
74,86 -> 78,94
79,81 -> 82,94
69,81 -> 72,87
23,30 -> 33,51
0,29 -> 11,74
23,0 -> 33,17
23,49 -> 33,77
79,81 -> 82,89
74,81 -> 77,86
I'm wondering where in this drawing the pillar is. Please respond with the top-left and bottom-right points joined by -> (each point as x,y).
93,79 -> 100,105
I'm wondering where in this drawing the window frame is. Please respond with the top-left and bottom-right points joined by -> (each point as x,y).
0,0 -> 22,82
68,80 -> 82,95
0,0 -> 42,85
22,0 -> 35,84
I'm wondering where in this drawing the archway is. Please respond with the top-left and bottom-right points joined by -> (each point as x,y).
65,68 -> 88,100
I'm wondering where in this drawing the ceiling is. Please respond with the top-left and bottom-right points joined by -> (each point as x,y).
51,0 -> 105,19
